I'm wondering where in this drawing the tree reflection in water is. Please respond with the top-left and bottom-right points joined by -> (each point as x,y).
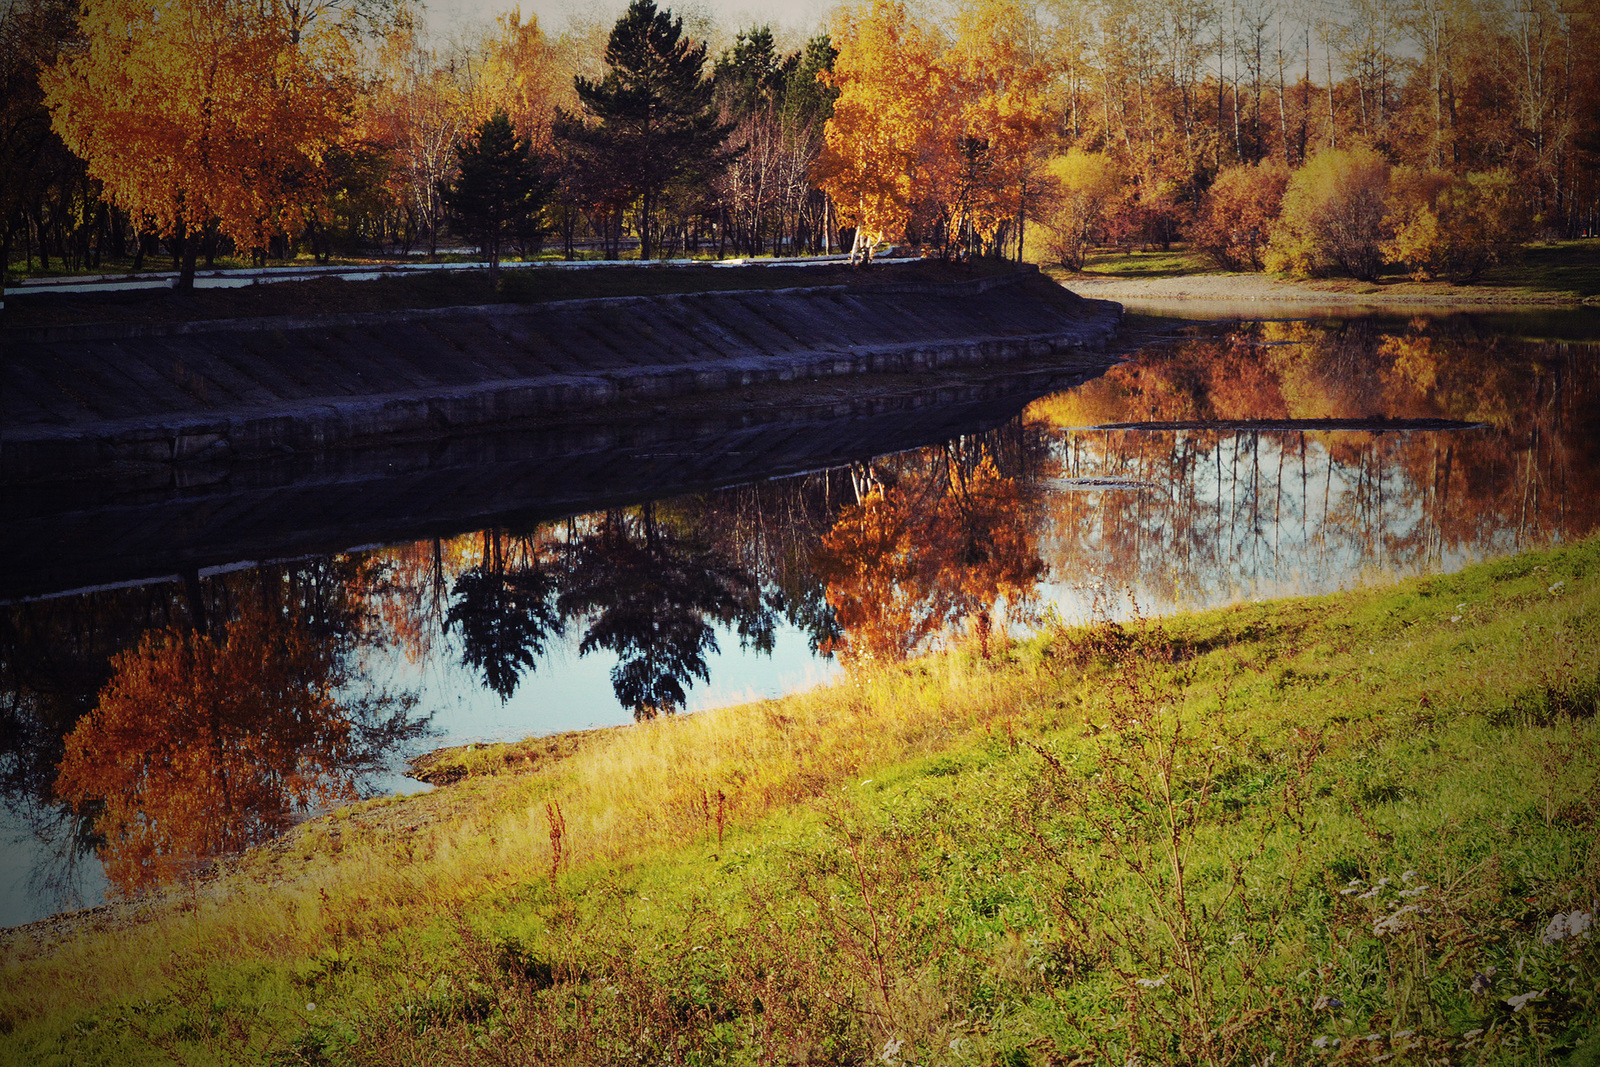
447,530 -> 563,701
1027,316 -> 1600,612
559,504 -> 772,719
5,312 -> 1595,911
814,438 -> 1046,666
45,562 -> 423,896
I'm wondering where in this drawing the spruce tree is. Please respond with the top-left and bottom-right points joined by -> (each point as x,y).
565,0 -> 733,259
442,110 -> 547,286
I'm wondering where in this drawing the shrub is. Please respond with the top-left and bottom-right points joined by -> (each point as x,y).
1267,146 -> 1390,280
1192,159 -> 1291,270
1037,150 -> 1123,270
1384,167 -> 1531,282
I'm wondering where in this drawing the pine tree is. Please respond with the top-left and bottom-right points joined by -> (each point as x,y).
562,0 -> 734,259
442,110 -> 548,286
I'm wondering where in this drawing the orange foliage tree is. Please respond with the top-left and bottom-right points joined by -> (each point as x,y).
42,0 -> 358,286
54,607 -> 363,894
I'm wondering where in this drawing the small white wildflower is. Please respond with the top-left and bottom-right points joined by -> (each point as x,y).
880,1037 -> 904,1064
1457,602 -> 1467,609
1541,910 -> 1594,944
1373,1054 -> 1394,1063
1358,887 -> 1381,900
1400,886 -> 1430,897
1364,1033 -> 1384,1043
1312,1037 -> 1339,1050
1549,581 -> 1565,594
1374,905 -> 1419,935
1504,989 -> 1544,1012
1402,870 -> 1417,883
1311,995 -> 1344,1011
1393,1030 -> 1415,1040
1377,877 -> 1392,887
1229,932 -> 1247,945
1136,974 -> 1168,989
1450,615 -> 1462,623
306,1002 -> 316,1012
1463,1029 -> 1484,1041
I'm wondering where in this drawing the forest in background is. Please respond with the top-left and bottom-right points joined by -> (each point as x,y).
1,0 -> 1597,286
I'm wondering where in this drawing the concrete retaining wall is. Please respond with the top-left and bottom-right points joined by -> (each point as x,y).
2,271 -> 1121,482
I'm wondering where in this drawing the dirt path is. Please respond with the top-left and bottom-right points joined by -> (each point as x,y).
1062,272 -> 1592,310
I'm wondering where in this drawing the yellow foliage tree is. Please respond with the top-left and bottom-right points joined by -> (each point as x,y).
812,0 -> 945,262
42,0 -> 357,286
944,0 -> 1053,258
1037,149 -> 1123,269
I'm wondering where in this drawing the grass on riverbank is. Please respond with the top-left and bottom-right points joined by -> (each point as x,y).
2,538 -> 1598,1066
1055,240 -> 1600,301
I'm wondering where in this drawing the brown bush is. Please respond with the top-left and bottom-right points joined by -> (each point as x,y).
1192,160 -> 1290,270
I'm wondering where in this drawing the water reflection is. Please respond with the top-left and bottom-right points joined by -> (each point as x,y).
56,605 -> 418,894
2,310 -> 1595,922
1027,316 -> 1597,613
815,446 -> 1044,665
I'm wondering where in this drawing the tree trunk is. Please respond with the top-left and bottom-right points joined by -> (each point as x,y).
176,219 -> 198,290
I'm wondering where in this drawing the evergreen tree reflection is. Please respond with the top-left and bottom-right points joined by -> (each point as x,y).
446,531 -> 563,701
559,504 -> 771,719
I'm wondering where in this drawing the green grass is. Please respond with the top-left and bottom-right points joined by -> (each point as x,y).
1482,240 -> 1600,298
1074,247 -> 1220,278
2,538 -> 1597,1065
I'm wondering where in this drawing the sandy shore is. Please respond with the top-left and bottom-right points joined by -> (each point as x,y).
1062,272 -> 1593,312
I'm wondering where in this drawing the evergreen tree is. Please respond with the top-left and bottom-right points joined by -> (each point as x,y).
442,110 -> 548,285
562,0 -> 734,259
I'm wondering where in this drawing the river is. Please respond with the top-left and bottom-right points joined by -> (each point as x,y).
3,305 -> 1596,926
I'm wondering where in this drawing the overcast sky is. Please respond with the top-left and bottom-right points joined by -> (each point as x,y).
419,0 -> 838,46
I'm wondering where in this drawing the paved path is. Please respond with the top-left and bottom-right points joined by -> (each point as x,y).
6,254 -> 922,297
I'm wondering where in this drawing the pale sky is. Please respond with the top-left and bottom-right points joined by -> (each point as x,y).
419,0 -> 837,46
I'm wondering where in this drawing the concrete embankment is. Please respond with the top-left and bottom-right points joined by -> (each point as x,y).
1,271 -> 1121,483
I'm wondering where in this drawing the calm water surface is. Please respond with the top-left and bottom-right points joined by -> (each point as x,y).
3,309 -> 1596,925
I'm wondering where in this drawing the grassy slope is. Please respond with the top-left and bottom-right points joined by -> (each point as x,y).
2,538 -> 1597,1065
1053,240 -> 1600,302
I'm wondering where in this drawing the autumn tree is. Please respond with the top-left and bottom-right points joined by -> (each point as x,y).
943,0 -> 1054,259
1384,167 -> 1530,282
1037,149 -> 1123,269
1267,146 -> 1390,280
42,0 -> 359,288
1192,158 -> 1289,269
559,0 -> 733,260
812,0 -> 945,263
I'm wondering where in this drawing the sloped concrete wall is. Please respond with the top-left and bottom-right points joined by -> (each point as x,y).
2,271 -> 1120,481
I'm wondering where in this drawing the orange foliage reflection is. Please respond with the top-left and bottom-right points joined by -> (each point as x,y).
55,607 -> 361,895
814,454 -> 1044,666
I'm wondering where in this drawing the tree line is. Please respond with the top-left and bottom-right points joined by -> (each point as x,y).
1,0 -> 1596,288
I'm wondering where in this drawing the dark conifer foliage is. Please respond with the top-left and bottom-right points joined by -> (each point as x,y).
559,0 -> 735,259
441,110 -> 549,284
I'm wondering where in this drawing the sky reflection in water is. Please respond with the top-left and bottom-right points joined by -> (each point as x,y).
2,311 -> 1595,924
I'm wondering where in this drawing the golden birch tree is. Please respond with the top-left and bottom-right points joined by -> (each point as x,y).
812,0 -> 945,262
42,0 -> 357,286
